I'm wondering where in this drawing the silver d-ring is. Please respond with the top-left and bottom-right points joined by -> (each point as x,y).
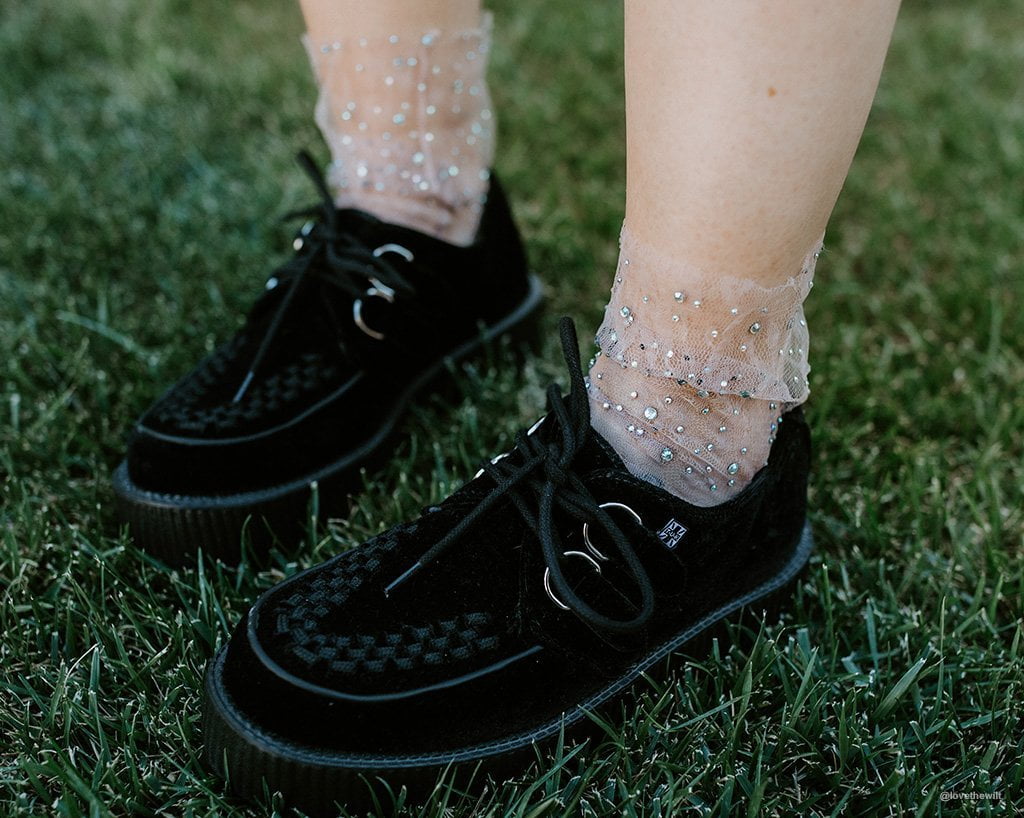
543,550 -> 602,610
352,277 -> 397,340
582,501 -> 642,562
365,277 -> 396,301
372,243 -> 414,263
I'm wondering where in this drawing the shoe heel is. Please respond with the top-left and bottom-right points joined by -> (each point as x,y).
675,531 -> 812,662
472,272 -> 546,363
441,272 -> 545,383
500,273 -> 546,355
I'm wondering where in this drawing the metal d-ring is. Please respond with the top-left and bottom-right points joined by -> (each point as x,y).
352,244 -> 413,340
582,501 -> 642,562
352,277 -> 397,340
372,243 -> 414,263
543,550 -> 602,610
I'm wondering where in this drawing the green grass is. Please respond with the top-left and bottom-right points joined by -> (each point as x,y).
2,0 -> 1022,815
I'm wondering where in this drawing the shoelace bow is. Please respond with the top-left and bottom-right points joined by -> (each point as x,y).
385,317 -> 656,635
233,150 -> 418,403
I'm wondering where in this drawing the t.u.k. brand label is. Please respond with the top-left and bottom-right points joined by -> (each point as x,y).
657,518 -> 688,549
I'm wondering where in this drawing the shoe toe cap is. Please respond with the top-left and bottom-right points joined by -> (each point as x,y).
124,352 -> 360,497
213,523 -> 576,759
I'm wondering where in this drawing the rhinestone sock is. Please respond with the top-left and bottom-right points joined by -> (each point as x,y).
303,14 -> 496,246
587,226 -> 821,507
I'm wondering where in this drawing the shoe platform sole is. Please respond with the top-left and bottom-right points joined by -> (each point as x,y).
201,521 -> 813,815
112,274 -> 544,564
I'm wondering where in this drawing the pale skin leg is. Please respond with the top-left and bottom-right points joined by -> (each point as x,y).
298,0 -> 899,277
292,0 -> 902,505
589,1 -> 902,505
624,0 -> 902,285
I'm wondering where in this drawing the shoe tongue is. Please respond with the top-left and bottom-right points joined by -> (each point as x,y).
333,206 -> 388,241
584,424 -> 630,472
520,406 -> 628,476
333,206 -> 441,256
242,209 -> 396,360
246,272 -> 340,348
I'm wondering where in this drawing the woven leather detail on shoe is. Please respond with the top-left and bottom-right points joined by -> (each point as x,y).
269,523 -> 504,680
284,534 -> 393,621
149,339 -> 341,436
283,611 -> 501,676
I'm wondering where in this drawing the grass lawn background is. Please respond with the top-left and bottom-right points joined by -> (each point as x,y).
1,0 -> 1022,815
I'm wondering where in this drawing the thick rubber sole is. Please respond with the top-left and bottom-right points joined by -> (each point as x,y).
113,275 -> 544,565
201,522 -> 813,815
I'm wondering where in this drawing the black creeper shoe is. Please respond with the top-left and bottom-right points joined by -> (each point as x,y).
201,317 -> 814,815
112,152 -> 542,563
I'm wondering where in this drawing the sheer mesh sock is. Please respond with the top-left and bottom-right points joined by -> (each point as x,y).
587,226 -> 821,507
303,14 -> 496,246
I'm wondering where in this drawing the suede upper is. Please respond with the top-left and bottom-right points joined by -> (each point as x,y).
214,354 -> 811,760
125,171 -> 529,497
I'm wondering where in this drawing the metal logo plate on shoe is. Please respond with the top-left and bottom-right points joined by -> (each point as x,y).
657,518 -> 688,550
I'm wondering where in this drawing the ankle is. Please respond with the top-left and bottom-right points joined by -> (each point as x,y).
323,178 -> 491,245
586,225 -> 820,506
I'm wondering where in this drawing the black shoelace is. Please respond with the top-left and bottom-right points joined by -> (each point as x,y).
233,150 -> 417,403
385,317 -> 656,635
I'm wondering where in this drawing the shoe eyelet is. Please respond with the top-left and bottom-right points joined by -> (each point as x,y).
582,501 -> 642,561
473,451 -> 509,480
293,221 -> 316,251
543,551 -> 602,610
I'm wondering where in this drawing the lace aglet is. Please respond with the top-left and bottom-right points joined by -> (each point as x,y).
384,561 -> 423,597
232,371 -> 255,404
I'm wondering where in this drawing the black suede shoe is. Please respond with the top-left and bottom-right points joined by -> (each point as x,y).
201,317 -> 813,815
113,152 -> 541,563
